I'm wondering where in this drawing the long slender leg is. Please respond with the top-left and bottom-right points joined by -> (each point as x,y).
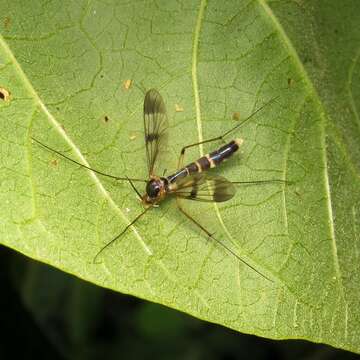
176,198 -> 272,281
32,137 -> 147,183
177,96 -> 278,169
231,179 -> 290,186
177,135 -> 224,169
93,206 -> 152,264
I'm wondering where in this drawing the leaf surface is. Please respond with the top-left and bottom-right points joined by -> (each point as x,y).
1,0 -> 359,352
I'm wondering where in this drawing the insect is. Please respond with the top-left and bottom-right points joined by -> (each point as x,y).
33,89 -> 285,280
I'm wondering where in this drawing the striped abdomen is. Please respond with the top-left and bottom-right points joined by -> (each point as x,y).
167,139 -> 242,183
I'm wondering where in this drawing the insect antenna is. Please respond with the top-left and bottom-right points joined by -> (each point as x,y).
32,137 -> 147,183
93,205 -> 153,264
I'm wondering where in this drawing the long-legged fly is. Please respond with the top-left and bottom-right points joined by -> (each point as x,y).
32,89 -> 286,280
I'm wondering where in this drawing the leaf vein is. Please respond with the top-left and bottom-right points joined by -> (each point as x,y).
347,47 -> 360,130
258,0 -> 346,302
191,0 -> 274,280
0,34 -> 211,309
0,34 -> 152,256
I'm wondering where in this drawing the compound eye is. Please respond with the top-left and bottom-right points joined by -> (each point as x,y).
151,185 -> 160,197
146,180 -> 160,198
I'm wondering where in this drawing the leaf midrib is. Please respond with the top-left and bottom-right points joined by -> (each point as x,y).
190,0 -> 346,310
0,35 -> 147,252
0,33 -> 213,310
0,0 -> 346,310
191,0 -> 284,280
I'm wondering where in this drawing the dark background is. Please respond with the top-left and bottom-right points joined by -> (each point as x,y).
0,246 -> 358,360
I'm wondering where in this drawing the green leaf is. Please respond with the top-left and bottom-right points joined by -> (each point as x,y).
1,0 -> 359,353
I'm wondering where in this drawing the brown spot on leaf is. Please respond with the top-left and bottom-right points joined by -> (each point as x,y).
175,104 -> 184,112
123,79 -> 132,90
0,87 -> 11,102
100,115 -> 110,124
3,17 -> 11,29
232,112 -> 240,121
50,159 -> 59,167
288,78 -> 294,87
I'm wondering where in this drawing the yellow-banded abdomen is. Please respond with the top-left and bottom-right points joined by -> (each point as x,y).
167,139 -> 243,184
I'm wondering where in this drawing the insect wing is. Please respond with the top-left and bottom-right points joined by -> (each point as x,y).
143,89 -> 168,176
173,173 -> 236,202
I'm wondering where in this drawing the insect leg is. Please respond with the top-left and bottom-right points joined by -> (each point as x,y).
177,135 -> 224,169
177,96 -> 279,169
93,206 -> 152,264
32,137 -> 147,183
231,179 -> 290,186
175,198 -> 272,281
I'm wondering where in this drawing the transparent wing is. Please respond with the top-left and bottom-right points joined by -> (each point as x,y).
143,89 -> 168,176
171,173 -> 236,202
